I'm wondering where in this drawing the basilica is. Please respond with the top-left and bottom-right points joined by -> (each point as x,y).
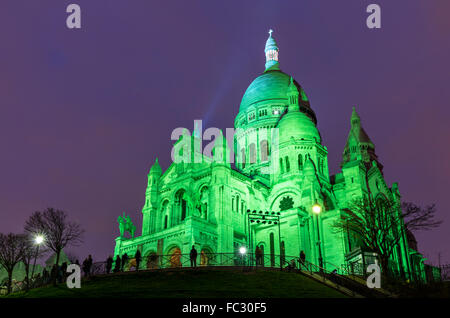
114,31 -> 423,279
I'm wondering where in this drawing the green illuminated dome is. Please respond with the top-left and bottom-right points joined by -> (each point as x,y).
239,70 -> 292,110
238,30 -> 317,124
278,109 -> 321,143
277,78 -> 321,144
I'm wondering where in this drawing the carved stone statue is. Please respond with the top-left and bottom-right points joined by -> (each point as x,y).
182,192 -> 202,217
117,212 -> 136,238
125,215 -> 136,238
117,212 -> 126,237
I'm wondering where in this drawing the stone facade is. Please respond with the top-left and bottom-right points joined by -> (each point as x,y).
114,31 -> 418,278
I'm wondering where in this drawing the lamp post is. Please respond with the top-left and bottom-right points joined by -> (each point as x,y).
239,246 -> 247,266
31,235 -> 44,281
246,210 -> 282,270
312,203 -> 323,271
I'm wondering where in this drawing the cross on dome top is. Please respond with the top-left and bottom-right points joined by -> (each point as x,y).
265,29 -> 279,71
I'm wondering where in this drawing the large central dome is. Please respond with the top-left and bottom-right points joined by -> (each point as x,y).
236,30 -> 317,125
239,70 -> 299,112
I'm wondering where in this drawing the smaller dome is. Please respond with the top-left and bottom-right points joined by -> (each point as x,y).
277,110 -> 321,144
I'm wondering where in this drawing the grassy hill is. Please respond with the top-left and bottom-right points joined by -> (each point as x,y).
4,268 -> 348,298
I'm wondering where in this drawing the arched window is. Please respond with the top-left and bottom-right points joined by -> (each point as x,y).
279,158 -> 284,173
319,158 -> 324,174
249,143 -> 256,164
181,199 -> 186,221
241,148 -> 246,169
160,201 -> 169,230
176,190 -> 187,222
298,154 -> 303,171
260,140 -> 269,162
285,156 -> 290,172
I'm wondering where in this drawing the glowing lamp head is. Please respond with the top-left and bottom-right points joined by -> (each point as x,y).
35,235 -> 44,245
312,204 -> 322,214
239,247 -> 247,255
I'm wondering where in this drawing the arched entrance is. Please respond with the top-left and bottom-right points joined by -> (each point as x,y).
200,247 -> 214,266
146,252 -> 159,269
167,247 -> 182,268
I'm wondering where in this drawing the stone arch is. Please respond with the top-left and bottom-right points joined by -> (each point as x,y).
199,245 -> 214,266
160,200 -> 169,229
285,156 -> 290,172
199,186 -> 209,220
268,189 -> 301,212
249,143 -> 256,164
260,139 -> 269,162
174,188 -> 187,222
144,250 -> 159,269
166,245 -> 182,268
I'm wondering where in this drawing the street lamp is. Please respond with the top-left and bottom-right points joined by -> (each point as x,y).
312,202 -> 324,271
239,247 -> 247,255
312,203 -> 321,214
31,234 -> 45,281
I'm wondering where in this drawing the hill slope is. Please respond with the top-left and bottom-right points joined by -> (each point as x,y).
6,268 -> 348,298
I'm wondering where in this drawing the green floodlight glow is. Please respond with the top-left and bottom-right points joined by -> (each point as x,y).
239,247 -> 247,255
123,31 -> 416,284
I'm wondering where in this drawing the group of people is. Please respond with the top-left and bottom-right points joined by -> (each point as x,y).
103,246 -> 308,272
105,249 -> 142,273
253,246 -> 307,271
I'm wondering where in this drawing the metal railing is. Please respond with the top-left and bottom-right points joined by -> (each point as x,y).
1,253 -> 391,297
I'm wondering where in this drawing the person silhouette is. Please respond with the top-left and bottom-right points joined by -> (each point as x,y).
121,253 -> 129,271
299,250 -> 306,270
106,256 -> 113,274
113,255 -> 121,273
190,246 -> 198,267
135,250 -> 142,271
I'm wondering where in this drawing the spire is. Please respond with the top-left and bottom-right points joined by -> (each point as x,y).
265,29 -> 280,71
341,107 -> 383,172
149,157 -> 162,175
351,106 -> 361,128
287,77 -> 299,111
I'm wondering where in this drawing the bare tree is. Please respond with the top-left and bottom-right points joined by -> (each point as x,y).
401,202 -> 441,231
0,233 -> 27,294
20,236 -> 47,291
24,208 -> 84,285
65,251 -> 79,264
333,197 -> 441,277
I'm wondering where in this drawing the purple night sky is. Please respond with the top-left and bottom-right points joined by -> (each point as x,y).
0,1 -> 449,265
